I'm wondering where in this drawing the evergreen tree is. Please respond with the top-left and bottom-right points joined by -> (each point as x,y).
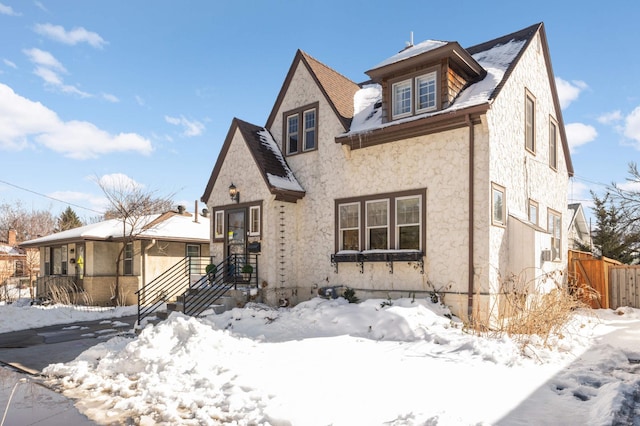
590,192 -> 638,264
55,206 -> 83,232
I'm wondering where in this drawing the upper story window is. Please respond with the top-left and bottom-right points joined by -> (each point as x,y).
525,91 -> 536,153
391,71 -> 438,120
549,118 -> 558,170
284,102 -> 318,155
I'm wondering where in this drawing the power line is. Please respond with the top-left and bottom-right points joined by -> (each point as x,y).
0,178 -> 104,215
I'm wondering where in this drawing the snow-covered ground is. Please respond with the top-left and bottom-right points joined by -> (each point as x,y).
2,297 -> 640,425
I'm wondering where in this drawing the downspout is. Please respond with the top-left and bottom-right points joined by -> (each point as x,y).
467,115 -> 475,323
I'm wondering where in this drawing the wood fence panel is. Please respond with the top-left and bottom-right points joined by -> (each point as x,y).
609,266 -> 640,309
568,250 -> 621,309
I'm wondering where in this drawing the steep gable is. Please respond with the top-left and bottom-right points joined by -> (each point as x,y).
265,50 -> 360,131
201,118 -> 305,204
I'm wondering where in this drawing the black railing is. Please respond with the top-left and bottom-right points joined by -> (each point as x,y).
136,254 -> 259,324
182,253 -> 258,317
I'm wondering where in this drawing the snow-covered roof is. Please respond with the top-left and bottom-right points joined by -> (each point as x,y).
0,243 -> 22,256
20,212 -> 210,247
348,37 -> 526,135
369,39 -> 448,70
256,129 -> 304,193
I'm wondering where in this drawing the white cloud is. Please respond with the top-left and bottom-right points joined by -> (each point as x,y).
102,93 -> 120,103
23,48 -> 66,72
0,2 -> 20,16
3,59 -> 17,69
34,23 -> 107,49
623,106 -> 640,148
0,83 -> 153,159
555,77 -> 588,110
597,110 -> 622,125
165,115 -> 205,137
135,95 -> 145,106
96,173 -> 144,192
565,122 -> 597,153
23,48 -> 92,98
34,1 -> 47,12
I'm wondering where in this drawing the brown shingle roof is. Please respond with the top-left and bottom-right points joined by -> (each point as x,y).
266,50 -> 360,131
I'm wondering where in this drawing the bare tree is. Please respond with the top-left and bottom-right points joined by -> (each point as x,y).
96,176 -> 174,305
0,201 -> 55,242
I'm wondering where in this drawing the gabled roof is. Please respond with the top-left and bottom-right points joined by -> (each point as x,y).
19,211 -> 210,248
265,50 -> 360,131
201,118 -> 305,204
568,203 -> 590,236
336,22 -> 574,176
0,243 -> 23,256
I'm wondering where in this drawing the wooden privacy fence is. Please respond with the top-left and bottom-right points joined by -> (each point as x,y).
568,250 -> 621,309
609,266 -> 640,309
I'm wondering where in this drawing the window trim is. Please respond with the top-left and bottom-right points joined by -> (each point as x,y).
365,199 -> 389,250
549,116 -> 558,170
548,209 -> 562,261
338,202 -> 361,251
525,90 -> 536,154
390,68 -> 439,121
249,205 -> 261,236
124,242 -> 133,276
395,195 -> 422,250
283,102 -> 319,156
528,199 -> 539,226
214,210 -> 224,240
491,183 -> 506,227
335,189 -> 426,253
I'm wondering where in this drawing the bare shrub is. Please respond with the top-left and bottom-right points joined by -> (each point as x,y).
471,269 -> 589,352
48,278 -> 93,306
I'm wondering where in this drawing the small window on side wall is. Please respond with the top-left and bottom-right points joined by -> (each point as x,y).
528,199 -> 539,226
214,210 -> 224,239
549,118 -> 558,170
525,91 -> 536,153
548,210 -> 562,261
492,183 -> 506,226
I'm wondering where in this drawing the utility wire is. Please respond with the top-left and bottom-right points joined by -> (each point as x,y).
0,178 -> 104,215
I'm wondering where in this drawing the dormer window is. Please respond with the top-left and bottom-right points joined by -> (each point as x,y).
391,71 -> 438,120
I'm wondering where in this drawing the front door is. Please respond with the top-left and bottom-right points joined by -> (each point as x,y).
226,208 -> 246,260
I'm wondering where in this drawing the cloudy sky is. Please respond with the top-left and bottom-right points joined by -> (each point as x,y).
0,0 -> 639,222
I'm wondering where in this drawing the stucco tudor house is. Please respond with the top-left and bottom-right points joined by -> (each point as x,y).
20,208 -> 210,305
201,22 -> 573,322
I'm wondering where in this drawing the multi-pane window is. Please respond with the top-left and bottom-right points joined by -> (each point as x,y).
303,109 -> 316,151
396,196 -> 421,250
548,210 -> 562,261
339,203 -> 360,251
528,199 -> 539,226
392,80 -> 412,118
44,247 -> 50,275
214,210 -> 224,239
525,92 -> 535,153
337,191 -> 424,252
124,242 -> 133,275
366,200 -> 389,250
14,260 -> 24,277
284,103 -> 318,155
391,71 -> 438,119
492,183 -> 506,226
249,205 -> 260,236
416,72 -> 437,112
549,119 -> 558,169
286,114 -> 299,154
186,244 -> 200,274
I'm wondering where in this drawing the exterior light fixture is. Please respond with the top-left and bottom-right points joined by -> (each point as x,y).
229,183 -> 239,203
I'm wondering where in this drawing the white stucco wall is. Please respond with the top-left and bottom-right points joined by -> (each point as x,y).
483,32 -> 570,316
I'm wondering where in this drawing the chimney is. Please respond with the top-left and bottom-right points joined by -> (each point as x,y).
8,229 -> 16,246
177,205 -> 185,214
194,200 -> 199,223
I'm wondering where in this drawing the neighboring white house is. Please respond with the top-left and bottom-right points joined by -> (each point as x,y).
20,208 -> 210,305
202,22 -> 573,323
568,203 -> 592,250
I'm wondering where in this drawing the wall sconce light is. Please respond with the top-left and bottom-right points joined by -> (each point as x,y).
229,183 -> 240,203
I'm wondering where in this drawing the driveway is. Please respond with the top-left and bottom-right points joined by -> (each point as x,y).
0,315 -> 137,374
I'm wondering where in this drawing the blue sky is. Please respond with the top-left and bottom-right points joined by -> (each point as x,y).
0,1 -> 639,224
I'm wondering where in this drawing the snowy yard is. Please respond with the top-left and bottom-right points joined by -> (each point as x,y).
1,297 -> 640,425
